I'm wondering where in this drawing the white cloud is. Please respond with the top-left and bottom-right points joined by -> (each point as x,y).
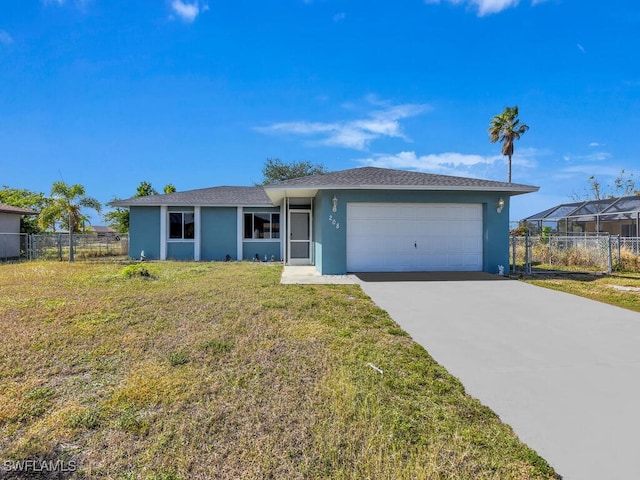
577,43 -> 586,54
171,0 -> 208,23
333,12 -> 346,22
425,0 -> 547,16
564,151 -> 612,163
0,30 -> 13,45
588,142 -> 602,147
356,151 -> 503,176
554,164 -> 621,180
551,150 -> 617,180
355,147 -> 539,181
257,101 -> 429,150
42,0 -> 93,11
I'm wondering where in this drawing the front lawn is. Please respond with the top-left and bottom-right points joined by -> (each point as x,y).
0,261 -> 558,479
521,271 -> 640,313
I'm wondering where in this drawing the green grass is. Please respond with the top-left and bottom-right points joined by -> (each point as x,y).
0,261 -> 559,479
521,271 -> 640,312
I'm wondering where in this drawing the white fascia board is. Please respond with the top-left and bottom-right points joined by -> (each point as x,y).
265,184 -> 538,198
114,202 -> 276,208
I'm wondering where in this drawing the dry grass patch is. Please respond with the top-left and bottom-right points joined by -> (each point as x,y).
0,261 -> 559,479
521,271 -> 640,312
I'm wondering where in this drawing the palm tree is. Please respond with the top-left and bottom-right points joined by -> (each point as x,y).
38,181 -> 102,262
489,106 -> 529,183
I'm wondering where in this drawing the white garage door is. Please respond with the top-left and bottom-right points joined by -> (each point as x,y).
346,203 -> 483,272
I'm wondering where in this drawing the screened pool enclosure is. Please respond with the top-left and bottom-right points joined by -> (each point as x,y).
523,196 -> 640,237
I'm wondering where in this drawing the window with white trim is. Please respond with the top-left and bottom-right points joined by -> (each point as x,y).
169,212 -> 195,240
244,213 -> 280,239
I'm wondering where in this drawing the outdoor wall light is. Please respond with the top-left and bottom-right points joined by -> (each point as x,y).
332,195 -> 338,213
497,197 -> 505,214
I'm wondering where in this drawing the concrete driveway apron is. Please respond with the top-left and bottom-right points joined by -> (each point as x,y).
356,273 -> 640,480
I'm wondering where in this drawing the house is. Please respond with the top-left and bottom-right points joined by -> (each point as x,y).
89,225 -> 118,237
110,167 -> 538,274
523,195 -> 640,236
0,203 -> 38,259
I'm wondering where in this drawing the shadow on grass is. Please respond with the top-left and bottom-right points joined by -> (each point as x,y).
516,270 -> 607,283
354,271 -> 509,282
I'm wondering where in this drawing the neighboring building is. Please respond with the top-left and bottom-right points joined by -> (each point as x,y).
89,225 -> 117,237
523,196 -> 640,236
0,204 -> 38,259
110,166 -> 538,274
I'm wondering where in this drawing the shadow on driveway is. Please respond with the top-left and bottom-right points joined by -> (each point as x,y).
353,271 -> 509,282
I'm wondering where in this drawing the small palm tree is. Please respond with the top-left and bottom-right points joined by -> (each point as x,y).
489,106 -> 529,183
38,181 -> 102,262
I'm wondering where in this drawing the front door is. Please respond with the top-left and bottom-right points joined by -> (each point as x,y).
288,210 -> 312,265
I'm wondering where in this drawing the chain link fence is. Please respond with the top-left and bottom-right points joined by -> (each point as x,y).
1,233 -> 129,262
0,233 -> 30,261
509,233 -> 640,274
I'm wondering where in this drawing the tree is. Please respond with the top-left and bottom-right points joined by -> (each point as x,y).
135,181 -> 158,197
261,158 -> 326,184
612,169 -> 638,197
489,106 -> 529,183
105,181 -> 176,233
104,201 -> 130,233
38,181 -> 102,262
572,170 -> 640,200
0,186 -> 50,234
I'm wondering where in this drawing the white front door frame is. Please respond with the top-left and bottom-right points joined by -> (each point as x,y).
287,208 -> 313,265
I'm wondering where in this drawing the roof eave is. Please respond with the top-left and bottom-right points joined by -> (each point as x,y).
264,184 -> 539,200
0,209 -> 39,215
108,201 -> 273,208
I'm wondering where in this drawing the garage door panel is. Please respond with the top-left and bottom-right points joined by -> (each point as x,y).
347,203 -> 483,272
464,238 -> 482,250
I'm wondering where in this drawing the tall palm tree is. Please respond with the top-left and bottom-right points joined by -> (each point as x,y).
489,106 -> 529,183
38,181 -> 102,262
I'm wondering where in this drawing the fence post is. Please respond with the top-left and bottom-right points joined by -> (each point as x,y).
607,234 -> 613,274
57,233 -> 62,261
511,235 -> 516,274
617,235 -> 621,270
525,230 -> 530,274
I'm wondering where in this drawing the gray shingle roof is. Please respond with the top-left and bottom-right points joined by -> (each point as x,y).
0,203 -> 38,215
264,167 -> 537,192
109,167 -> 538,208
109,186 -> 273,207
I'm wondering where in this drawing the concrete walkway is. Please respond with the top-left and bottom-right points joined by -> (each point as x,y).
280,265 -> 358,284
355,274 -> 640,480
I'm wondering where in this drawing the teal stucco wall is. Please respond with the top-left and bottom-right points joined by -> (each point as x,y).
201,207 -> 237,261
242,241 -> 281,261
129,207 -> 161,260
313,190 -> 511,275
167,241 -> 194,260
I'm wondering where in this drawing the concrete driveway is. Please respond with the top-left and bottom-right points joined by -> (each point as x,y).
356,273 -> 640,480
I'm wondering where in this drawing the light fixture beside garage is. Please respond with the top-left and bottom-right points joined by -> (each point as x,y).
497,197 -> 505,214
332,195 -> 338,213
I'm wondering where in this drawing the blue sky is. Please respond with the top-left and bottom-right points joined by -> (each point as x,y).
2,0 -> 640,225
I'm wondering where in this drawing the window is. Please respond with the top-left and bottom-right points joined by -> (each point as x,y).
244,213 -> 280,239
169,212 -> 195,240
